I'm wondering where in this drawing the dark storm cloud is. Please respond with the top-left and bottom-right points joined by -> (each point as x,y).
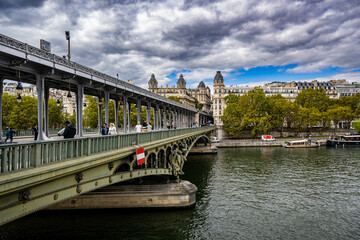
1,0 -> 360,86
0,0 -> 45,9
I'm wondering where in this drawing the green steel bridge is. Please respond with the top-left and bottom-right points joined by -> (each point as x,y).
0,126 -> 215,226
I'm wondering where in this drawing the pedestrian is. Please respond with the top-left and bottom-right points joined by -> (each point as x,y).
109,123 -> 117,135
63,121 -> 76,139
142,120 -> 148,132
135,122 -> 142,133
4,127 -> 16,143
147,122 -> 152,132
33,124 -> 38,140
101,123 -> 109,135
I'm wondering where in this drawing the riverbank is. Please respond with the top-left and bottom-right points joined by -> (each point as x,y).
215,139 -> 327,147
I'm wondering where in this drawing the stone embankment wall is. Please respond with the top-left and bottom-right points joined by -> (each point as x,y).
215,127 -> 357,140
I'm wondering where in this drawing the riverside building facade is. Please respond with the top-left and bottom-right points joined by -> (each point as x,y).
148,73 -> 212,111
212,71 -> 359,126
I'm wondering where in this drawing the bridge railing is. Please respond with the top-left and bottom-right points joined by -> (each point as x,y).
0,126 -> 214,173
2,128 -> 98,137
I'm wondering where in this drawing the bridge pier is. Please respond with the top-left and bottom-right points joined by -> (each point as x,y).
47,181 -> 197,209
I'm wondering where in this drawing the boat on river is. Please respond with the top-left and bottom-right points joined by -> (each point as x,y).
326,135 -> 360,147
284,139 -> 320,148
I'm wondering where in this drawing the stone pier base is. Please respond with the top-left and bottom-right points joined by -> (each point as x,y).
47,180 -> 197,210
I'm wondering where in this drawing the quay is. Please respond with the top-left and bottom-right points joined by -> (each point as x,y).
47,180 -> 197,209
215,139 -> 327,147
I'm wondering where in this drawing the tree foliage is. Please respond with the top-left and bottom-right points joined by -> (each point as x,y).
221,86 -> 359,138
353,120 -> 360,134
295,88 -> 329,112
2,93 -> 64,130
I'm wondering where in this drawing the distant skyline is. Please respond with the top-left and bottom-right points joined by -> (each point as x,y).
1,0 -> 360,91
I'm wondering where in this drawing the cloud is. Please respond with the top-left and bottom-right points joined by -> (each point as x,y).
0,0 -> 359,90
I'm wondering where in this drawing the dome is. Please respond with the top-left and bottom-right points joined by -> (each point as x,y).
214,71 -> 224,84
177,74 -> 186,88
148,73 -> 158,87
198,81 -> 206,88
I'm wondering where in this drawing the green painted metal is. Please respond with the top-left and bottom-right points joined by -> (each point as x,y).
0,127 -> 214,173
2,128 -> 98,137
0,127 -> 215,226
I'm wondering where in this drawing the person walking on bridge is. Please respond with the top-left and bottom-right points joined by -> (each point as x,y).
63,121 -> 76,139
101,123 -> 109,135
135,122 -> 142,133
109,123 -> 117,135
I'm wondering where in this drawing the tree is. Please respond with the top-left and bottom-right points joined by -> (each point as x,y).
293,107 -> 322,134
167,96 -> 181,103
8,95 -> 38,129
268,95 -> 288,136
221,88 -> 272,137
295,88 -> 329,112
83,96 -> 99,128
353,120 -> 360,134
48,98 -> 64,129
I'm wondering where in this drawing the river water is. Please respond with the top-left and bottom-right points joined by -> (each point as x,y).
1,147 -> 359,240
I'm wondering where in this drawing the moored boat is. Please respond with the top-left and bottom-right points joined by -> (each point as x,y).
284,139 -> 320,148
326,135 -> 360,147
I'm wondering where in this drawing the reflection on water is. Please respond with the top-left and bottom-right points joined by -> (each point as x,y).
1,148 -> 359,240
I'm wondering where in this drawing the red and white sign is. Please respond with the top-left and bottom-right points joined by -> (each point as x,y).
136,148 -> 145,165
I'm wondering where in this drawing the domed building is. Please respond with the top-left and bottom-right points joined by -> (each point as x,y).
148,73 -> 212,111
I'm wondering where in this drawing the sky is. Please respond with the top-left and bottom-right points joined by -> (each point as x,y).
1,0 -> 360,91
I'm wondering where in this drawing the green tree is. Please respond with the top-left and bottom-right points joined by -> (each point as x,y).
221,88 -> 272,137
326,106 -> 355,133
49,98 -> 64,129
8,95 -> 38,129
268,95 -> 288,136
83,96 -> 99,128
221,94 -> 243,137
167,96 -> 182,103
293,107 -> 322,134
295,88 -> 329,112
353,120 -> 360,134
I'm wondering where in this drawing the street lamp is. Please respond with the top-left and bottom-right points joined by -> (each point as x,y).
65,31 -> 70,61
56,99 -> 61,106
67,91 -> 72,98
16,94 -> 22,103
16,82 -> 23,103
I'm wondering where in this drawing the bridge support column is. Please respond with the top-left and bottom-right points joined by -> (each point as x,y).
147,102 -> 151,124
128,101 -> 131,132
104,92 -> 109,126
163,106 -> 167,129
115,98 -> 119,133
98,96 -> 102,134
137,99 -> 141,124
76,84 -> 84,137
36,74 -> 46,141
0,78 -> 3,142
123,96 -> 128,133
156,104 -> 159,130
168,109 -> 172,129
44,86 -> 49,137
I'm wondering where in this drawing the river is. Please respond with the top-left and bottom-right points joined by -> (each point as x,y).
1,147 -> 359,240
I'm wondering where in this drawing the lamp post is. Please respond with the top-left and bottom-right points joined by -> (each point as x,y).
65,31 -> 70,61
16,82 -> 23,103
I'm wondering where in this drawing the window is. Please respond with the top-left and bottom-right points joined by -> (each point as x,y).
215,99 -> 217,104
219,99 -> 221,103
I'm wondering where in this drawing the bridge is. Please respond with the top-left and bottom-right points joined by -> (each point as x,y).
0,126 -> 215,225
0,33 -> 215,226
0,33 -> 212,141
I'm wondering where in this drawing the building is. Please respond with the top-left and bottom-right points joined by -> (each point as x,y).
211,71 -> 359,126
148,73 -> 212,111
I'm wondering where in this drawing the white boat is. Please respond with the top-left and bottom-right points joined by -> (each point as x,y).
284,139 -> 320,148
